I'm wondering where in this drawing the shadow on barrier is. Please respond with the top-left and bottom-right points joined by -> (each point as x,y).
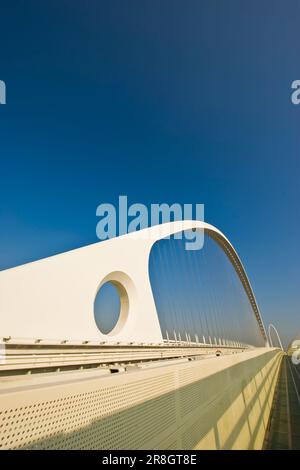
10,351 -> 282,450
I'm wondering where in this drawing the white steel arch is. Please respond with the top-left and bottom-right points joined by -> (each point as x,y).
0,220 -> 268,345
268,324 -> 284,351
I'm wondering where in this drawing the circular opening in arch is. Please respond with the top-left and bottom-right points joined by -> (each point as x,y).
94,280 -> 129,336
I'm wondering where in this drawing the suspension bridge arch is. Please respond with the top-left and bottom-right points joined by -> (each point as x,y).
0,220 -> 268,346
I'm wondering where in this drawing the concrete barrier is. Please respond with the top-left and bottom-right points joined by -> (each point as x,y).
0,347 -> 282,449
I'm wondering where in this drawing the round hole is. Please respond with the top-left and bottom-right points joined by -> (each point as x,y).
94,280 -> 129,335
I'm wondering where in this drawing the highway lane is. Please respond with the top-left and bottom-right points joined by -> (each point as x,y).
265,355 -> 300,449
287,358 -> 300,448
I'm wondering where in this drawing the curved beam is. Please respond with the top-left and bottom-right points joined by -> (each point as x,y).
145,220 -> 268,346
0,219 -> 268,345
268,324 -> 284,350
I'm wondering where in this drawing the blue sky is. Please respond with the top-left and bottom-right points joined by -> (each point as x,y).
0,1 -> 299,346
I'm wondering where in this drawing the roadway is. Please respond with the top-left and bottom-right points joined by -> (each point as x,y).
264,355 -> 300,449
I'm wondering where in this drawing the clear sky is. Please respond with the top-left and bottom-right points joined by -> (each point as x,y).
0,1 -> 299,347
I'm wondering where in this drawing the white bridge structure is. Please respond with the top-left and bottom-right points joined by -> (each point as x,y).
0,220 -> 267,345
0,221 -> 283,450
268,324 -> 284,351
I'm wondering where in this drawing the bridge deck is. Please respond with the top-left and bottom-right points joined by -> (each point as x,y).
0,340 -> 246,376
0,348 -> 280,450
264,355 -> 300,449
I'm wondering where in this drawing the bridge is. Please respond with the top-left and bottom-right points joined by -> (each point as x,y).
0,220 -> 295,449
